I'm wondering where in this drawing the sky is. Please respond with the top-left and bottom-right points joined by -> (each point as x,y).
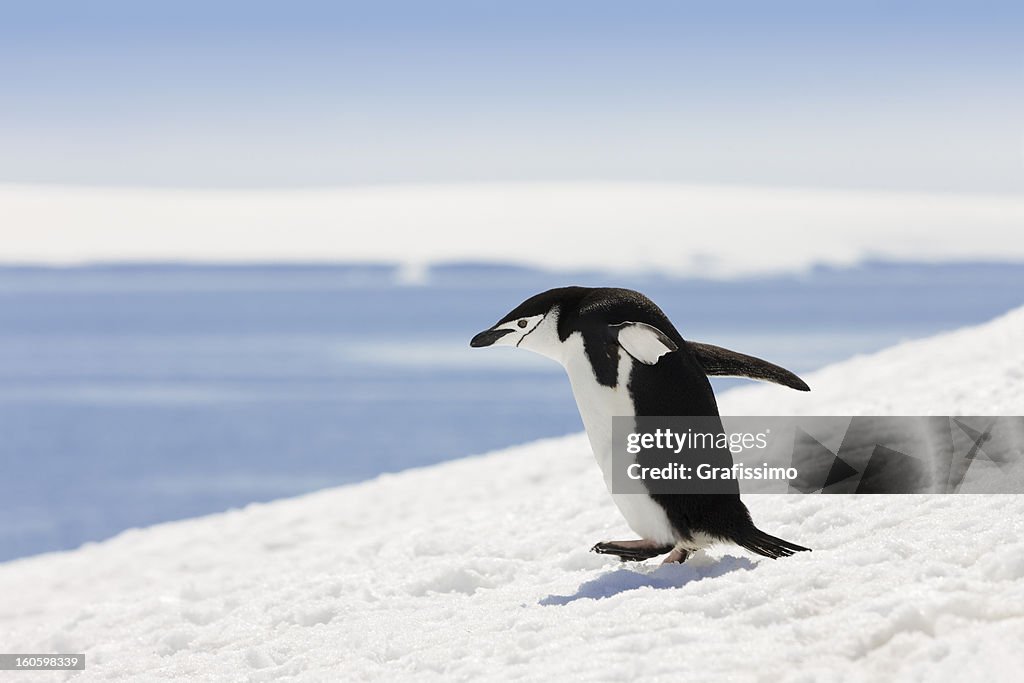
0,1 -> 1021,193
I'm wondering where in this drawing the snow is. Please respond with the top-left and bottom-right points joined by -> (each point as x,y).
720,305 -> 1024,416
2,182 -> 1024,278
2,310 -> 1024,681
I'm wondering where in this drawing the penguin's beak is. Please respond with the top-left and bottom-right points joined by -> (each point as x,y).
470,328 -> 514,348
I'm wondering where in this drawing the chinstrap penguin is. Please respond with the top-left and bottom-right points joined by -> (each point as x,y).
471,287 -> 811,564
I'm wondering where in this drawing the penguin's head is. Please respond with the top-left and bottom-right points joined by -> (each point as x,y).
469,287 -> 585,363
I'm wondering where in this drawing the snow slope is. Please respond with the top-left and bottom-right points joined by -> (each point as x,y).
721,305 -> 1024,416
2,183 -> 1024,278
2,310 -> 1024,681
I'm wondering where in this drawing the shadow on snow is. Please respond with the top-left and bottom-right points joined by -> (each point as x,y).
539,554 -> 756,606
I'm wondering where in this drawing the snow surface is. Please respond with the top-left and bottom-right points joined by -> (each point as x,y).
3,182 -> 1024,278
721,305 -> 1024,416
2,310 -> 1024,681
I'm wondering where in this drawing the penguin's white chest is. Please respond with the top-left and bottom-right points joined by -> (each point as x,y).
562,334 -> 677,545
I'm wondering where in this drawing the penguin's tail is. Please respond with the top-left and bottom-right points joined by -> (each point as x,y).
734,527 -> 810,559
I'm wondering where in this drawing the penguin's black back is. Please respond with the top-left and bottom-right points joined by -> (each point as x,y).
557,288 -> 720,417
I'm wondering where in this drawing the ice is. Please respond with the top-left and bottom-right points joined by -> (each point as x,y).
3,183 -> 1023,278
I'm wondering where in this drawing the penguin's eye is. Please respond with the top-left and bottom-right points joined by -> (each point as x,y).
517,319 -> 528,328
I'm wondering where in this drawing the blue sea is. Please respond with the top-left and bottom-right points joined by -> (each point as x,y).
1,262 -> 1022,562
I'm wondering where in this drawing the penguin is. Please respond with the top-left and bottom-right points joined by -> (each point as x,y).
470,286 -> 811,563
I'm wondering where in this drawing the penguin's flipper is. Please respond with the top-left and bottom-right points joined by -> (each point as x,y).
591,540 -> 674,562
611,322 -> 678,365
688,342 -> 810,391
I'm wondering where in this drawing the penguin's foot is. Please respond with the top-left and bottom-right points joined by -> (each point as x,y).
661,548 -> 691,564
591,540 -> 674,562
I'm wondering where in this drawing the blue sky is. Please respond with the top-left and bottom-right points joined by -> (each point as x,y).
1,1 -> 1021,192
